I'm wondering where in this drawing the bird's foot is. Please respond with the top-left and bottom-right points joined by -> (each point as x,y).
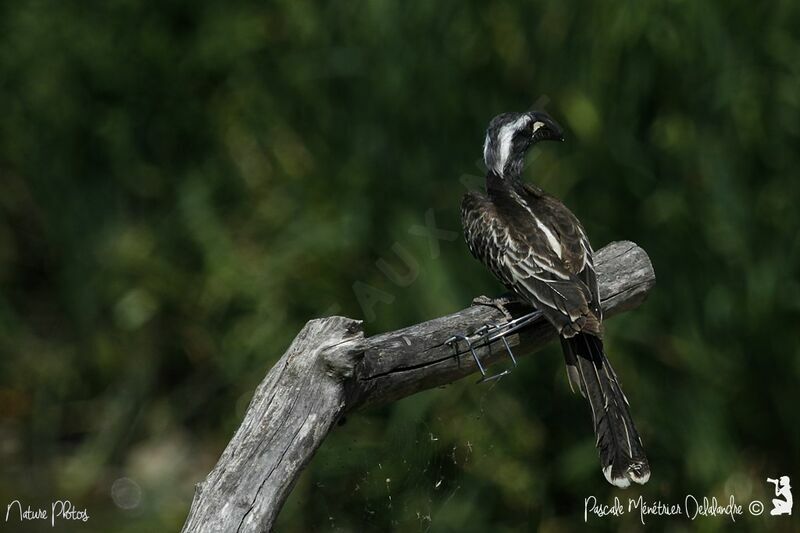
471,294 -> 517,321
445,309 -> 542,384
445,330 -> 513,384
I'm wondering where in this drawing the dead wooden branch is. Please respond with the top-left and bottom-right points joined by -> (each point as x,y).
182,240 -> 655,532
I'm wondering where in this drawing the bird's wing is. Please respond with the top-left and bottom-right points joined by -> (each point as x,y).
523,185 -> 603,324
533,189 -> 602,322
462,191 -> 509,282
502,239 -> 601,337
462,189 -> 601,337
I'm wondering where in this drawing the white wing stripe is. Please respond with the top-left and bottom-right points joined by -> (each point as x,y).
509,191 -> 563,259
535,217 -> 563,259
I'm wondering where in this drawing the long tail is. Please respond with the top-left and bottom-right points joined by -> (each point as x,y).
561,333 -> 650,488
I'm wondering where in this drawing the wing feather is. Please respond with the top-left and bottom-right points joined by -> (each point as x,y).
462,188 -> 602,337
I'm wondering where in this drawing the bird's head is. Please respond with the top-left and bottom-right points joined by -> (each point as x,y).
483,111 -> 564,177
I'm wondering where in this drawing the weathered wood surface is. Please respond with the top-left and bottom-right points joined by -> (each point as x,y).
182,240 -> 655,533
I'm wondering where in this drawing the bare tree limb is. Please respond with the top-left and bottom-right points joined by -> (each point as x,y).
182,240 -> 655,533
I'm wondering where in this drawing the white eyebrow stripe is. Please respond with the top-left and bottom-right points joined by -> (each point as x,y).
495,115 -> 530,176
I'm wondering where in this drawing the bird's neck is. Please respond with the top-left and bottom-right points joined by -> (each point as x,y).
487,169 -> 536,199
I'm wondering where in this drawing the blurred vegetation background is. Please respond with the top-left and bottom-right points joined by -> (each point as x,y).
1,0 -> 799,531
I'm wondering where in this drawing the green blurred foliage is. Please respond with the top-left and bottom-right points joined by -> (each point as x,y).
1,0 -> 799,531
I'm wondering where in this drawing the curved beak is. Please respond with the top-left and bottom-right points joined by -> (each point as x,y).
530,111 -> 565,142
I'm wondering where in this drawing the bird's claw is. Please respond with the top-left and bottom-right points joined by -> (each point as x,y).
445,325 -> 516,384
471,294 -> 516,321
445,309 -> 543,384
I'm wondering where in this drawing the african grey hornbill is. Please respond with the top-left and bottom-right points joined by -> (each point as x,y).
458,110 -> 650,488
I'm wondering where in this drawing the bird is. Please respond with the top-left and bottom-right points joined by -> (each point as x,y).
459,110 -> 650,488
